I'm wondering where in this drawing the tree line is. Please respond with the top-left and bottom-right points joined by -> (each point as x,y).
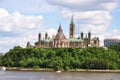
0,46 -> 120,71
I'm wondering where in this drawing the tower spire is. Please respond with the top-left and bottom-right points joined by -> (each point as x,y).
70,15 -> 74,25
88,31 -> 91,44
58,23 -> 63,33
69,15 -> 75,38
81,31 -> 84,39
38,32 -> 41,42
45,32 -> 48,39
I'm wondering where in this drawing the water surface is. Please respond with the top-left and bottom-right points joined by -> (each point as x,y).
0,71 -> 120,80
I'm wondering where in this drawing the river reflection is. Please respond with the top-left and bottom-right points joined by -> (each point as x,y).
0,71 -> 120,80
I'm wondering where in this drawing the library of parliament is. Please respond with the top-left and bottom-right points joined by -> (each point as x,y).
27,16 -> 100,48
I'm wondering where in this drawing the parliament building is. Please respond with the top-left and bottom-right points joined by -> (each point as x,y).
27,16 -> 100,48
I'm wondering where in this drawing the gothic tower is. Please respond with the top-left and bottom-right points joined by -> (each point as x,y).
45,32 -> 48,39
69,15 -> 75,38
38,33 -> 41,43
88,31 -> 91,44
97,37 -> 100,46
26,41 -> 31,48
81,31 -> 84,39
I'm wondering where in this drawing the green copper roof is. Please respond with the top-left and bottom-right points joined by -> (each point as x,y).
92,37 -> 98,40
84,38 -> 88,41
68,38 -> 83,42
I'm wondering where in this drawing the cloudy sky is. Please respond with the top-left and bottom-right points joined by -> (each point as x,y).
0,0 -> 120,53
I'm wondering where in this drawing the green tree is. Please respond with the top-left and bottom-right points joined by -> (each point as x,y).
1,46 -> 120,70
53,57 -> 63,71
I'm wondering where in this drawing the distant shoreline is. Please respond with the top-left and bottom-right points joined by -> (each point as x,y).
6,67 -> 120,73
6,67 -> 54,72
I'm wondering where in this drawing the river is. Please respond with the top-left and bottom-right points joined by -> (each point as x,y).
0,71 -> 120,80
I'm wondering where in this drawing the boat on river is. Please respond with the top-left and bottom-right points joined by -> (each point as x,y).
56,70 -> 61,73
0,66 -> 6,71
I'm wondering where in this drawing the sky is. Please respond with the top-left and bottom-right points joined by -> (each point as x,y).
0,0 -> 120,53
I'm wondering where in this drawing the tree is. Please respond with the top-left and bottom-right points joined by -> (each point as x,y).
1,46 -> 120,70
53,57 -> 63,71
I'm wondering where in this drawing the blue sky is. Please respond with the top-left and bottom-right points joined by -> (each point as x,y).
0,0 -> 120,53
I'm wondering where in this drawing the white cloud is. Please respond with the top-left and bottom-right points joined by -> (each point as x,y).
0,0 -> 119,52
61,9 -> 111,36
46,0 -> 118,46
47,0 -> 117,11
105,29 -> 120,39
47,0 -> 94,5
0,8 -> 9,17
0,8 -> 45,53
0,0 -> 56,14
0,8 -> 43,33
62,9 -> 111,25
46,28 -> 57,38
0,8 -> 60,53
100,2 -> 117,10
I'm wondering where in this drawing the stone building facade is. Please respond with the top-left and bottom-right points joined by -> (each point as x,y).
27,16 -> 100,48
104,39 -> 120,47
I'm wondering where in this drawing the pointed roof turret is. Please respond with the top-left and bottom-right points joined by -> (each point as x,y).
45,32 -> 48,39
55,24 -> 66,40
38,32 -> 41,42
88,30 -> 91,34
26,41 -> 31,48
70,15 -> 74,25
58,23 -> 63,33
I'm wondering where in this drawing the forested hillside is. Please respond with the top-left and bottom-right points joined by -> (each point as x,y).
0,46 -> 120,70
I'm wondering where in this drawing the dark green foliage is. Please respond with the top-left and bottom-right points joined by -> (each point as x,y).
109,44 -> 120,52
0,46 -> 120,70
81,58 -> 109,69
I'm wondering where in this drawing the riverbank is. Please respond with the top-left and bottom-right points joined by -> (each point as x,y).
68,69 -> 120,73
6,67 -> 54,72
6,67 -> 120,73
